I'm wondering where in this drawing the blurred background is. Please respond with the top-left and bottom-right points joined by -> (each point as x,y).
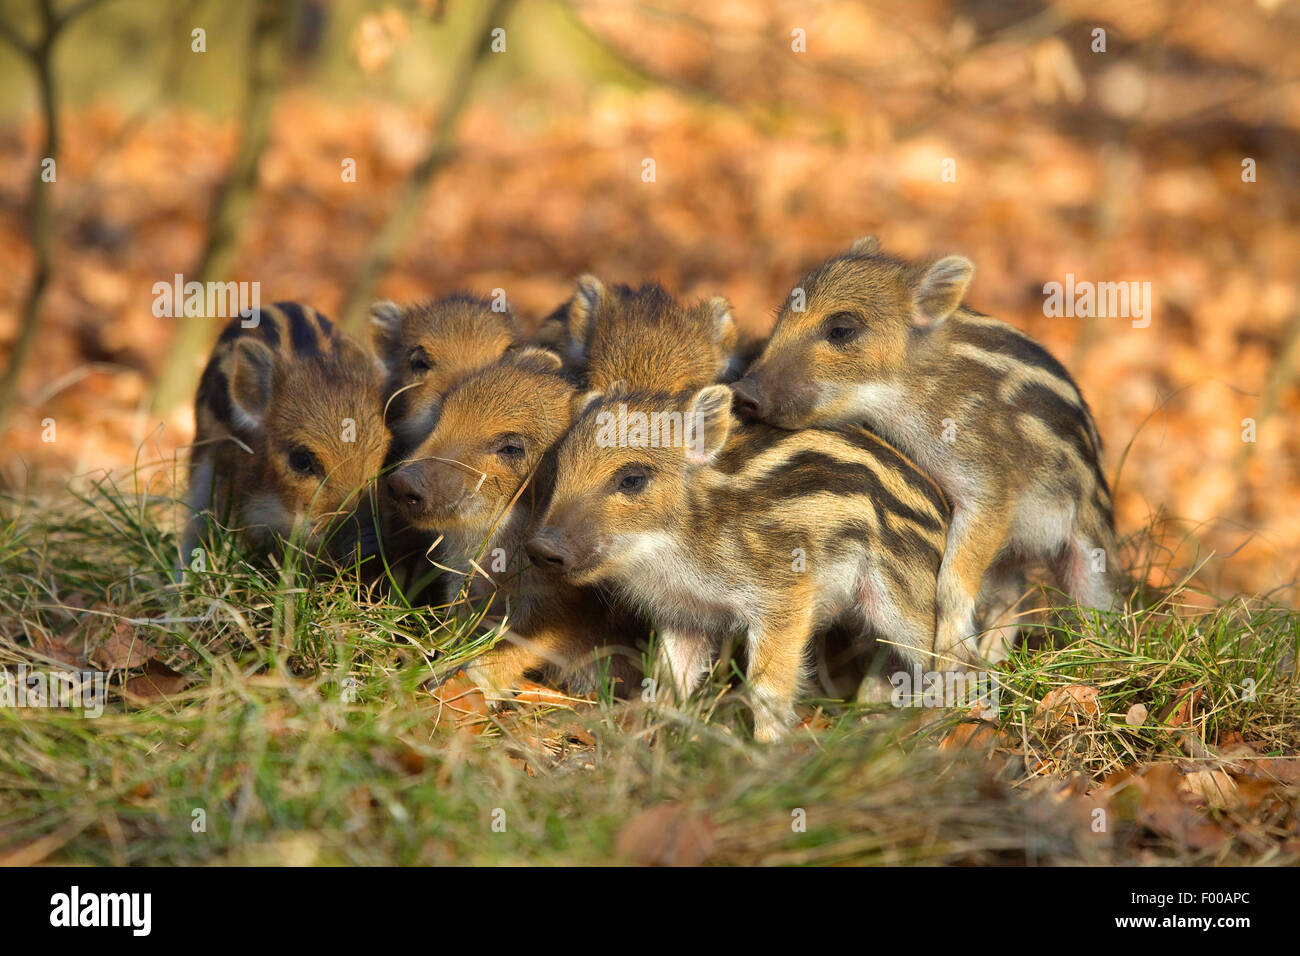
0,0 -> 1297,598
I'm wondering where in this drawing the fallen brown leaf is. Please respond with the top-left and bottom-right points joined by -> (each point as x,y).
1215,733 -> 1260,762
30,634 -> 90,669
1035,684 -> 1101,729
1130,764 -> 1230,853
1161,682 -> 1204,728
1179,769 -> 1239,810
122,660 -> 189,700
939,719 -> 1000,752
1226,775 -> 1283,813
396,744 -> 426,775
90,619 -> 155,670
428,671 -> 490,734
615,804 -> 715,866
1234,757 -> 1300,787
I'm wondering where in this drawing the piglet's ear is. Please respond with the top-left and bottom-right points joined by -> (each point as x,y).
685,384 -> 733,465
228,338 -> 277,434
531,310 -> 570,351
335,334 -> 387,383
510,346 -> 564,374
369,300 -> 403,358
913,255 -> 974,328
568,275 -> 604,349
706,296 -> 736,345
571,389 -> 604,419
847,235 -> 880,256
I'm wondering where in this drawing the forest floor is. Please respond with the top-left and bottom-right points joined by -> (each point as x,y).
0,470 -> 1296,865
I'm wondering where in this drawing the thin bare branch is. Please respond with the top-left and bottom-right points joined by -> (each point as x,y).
338,0 -> 517,332
148,0 -> 294,415
0,19 -> 33,56
0,0 -> 116,433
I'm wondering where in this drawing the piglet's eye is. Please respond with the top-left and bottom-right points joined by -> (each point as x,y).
288,447 -> 320,477
410,349 -> 433,373
615,467 -> 649,494
493,433 -> 525,459
825,314 -> 861,344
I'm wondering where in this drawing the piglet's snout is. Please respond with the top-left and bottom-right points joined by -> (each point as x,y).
525,529 -> 571,573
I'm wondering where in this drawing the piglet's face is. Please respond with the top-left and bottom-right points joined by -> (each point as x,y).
528,385 -> 732,585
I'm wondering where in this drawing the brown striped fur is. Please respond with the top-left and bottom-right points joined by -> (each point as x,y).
371,295 -> 519,451
384,350 -> 647,696
735,237 -> 1119,663
544,277 -> 741,391
529,384 -> 949,741
184,302 -> 389,570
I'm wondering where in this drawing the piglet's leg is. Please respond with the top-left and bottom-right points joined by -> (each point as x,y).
934,504 -> 1011,666
176,460 -> 216,583
1054,532 -> 1119,614
975,564 -> 1030,664
653,628 -> 713,703
745,602 -> 815,743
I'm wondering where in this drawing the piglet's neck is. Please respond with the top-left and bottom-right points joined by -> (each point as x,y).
441,498 -> 542,605
488,502 -> 532,563
443,500 -> 527,565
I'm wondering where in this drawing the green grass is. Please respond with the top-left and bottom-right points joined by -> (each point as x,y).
0,467 -> 1297,865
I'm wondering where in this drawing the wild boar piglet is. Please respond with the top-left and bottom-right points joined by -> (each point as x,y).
734,237 -> 1120,662
540,276 -> 743,390
185,302 -> 389,570
528,383 -> 950,742
370,294 -> 518,451
385,348 -> 646,696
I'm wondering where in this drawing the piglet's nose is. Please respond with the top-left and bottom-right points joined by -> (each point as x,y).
731,377 -> 767,419
386,469 -> 425,513
525,533 -> 569,572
